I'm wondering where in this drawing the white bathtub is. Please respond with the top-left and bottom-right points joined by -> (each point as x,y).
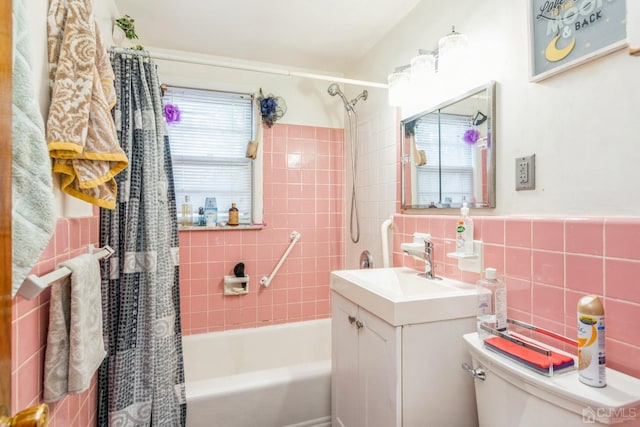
182,318 -> 332,427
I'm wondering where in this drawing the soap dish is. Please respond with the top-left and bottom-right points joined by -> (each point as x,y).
224,275 -> 249,295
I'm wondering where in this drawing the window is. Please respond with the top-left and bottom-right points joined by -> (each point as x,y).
163,86 -> 260,225
414,112 -> 474,205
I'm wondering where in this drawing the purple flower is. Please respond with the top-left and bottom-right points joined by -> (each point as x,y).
463,128 -> 480,144
164,103 -> 181,123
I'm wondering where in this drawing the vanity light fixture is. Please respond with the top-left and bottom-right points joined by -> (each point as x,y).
388,26 -> 469,107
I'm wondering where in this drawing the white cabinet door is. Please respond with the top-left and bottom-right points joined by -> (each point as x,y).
332,292 -> 360,427
332,292 -> 401,427
358,307 -> 401,427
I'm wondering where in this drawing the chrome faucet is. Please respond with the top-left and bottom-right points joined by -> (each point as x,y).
419,239 -> 440,280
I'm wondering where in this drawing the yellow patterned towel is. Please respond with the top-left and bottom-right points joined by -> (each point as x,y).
47,0 -> 128,209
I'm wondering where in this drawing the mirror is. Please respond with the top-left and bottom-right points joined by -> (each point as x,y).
401,81 -> 496,210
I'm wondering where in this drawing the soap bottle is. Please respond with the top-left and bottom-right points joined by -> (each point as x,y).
181,195 -> 193,226
456,203 -> 474,256
228,202 -> 239,226
476,267 -> 507,340
577,294 -> 606,387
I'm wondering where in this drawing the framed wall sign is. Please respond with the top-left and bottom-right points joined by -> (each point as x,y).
528,0 -> 627,82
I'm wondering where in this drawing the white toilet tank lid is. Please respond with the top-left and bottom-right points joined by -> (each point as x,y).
463,332 -> 640,424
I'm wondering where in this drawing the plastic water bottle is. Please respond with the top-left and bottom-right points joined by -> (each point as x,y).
476,267 -> 507,340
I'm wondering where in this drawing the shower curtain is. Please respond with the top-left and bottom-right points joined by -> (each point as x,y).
98,49 -> 186,426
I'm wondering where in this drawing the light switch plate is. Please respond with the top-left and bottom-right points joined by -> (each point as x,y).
515,154 -> 535,191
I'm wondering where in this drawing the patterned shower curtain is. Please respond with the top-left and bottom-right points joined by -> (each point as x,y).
98,49 -> 186,426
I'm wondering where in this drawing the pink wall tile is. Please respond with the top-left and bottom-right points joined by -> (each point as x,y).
532,219 -> 564,251
532,250 -> 564,286
483,244 -> 504,273
604,299 -> 640,346
566,254 -> 603,295
605,259 -> 640,304
505,247 -> 531,280
505,218 -> 531,248
505,277 -> 531,313
482,217 -> 504,245
607,340 -> 640,379
605,218 -> 640,260
532,283 -> 564,323
565,218 -> 603,255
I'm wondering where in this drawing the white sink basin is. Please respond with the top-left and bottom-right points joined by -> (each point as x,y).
330,267 -> 487,326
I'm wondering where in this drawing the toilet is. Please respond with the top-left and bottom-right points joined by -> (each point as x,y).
463,332 -> 640,427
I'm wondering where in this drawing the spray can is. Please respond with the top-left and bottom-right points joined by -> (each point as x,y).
577,294 -> 606,387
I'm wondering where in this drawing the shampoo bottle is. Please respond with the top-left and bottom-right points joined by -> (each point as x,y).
456,203 -> 474,256
578,294 -> 606,387
476,267 -> 507,340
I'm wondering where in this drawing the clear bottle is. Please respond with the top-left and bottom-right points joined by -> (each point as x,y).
476,267 -> 507,340
181,195 -> 193,226
205,197 -> 218,226
456,203 -> 474,256
228,202 -> 239,226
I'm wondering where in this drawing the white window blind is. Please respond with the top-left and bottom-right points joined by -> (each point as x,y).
163,86 -> 254,223
415,113 -> 473,205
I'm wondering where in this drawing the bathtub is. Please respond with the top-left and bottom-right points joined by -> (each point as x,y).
182,318 -> 332,427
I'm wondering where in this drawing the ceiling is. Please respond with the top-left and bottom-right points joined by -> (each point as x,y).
112,0 -> 421,73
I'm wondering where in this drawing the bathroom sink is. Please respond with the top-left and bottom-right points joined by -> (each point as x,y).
330,267 -> 486,326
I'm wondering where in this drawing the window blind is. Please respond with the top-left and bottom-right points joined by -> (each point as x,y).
163,86 -> 254,222
414,112 -> 473,205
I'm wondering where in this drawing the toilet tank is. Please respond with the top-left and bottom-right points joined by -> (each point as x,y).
463,332 -> 640,427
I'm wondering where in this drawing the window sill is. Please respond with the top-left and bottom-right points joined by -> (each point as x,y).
178,224 -> 265,232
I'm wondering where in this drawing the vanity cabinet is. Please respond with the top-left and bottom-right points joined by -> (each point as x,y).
332,292 -> 400,427
331,290 -> 479,427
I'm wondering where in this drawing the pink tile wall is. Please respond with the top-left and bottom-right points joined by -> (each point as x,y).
179,124 -> 344,335
10,123 -> 343,423
12,216 -> 100,426
393,214 -> 640,379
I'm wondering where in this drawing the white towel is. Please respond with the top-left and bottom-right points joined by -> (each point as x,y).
11,0 -> 56,297
43,254 -> 106,403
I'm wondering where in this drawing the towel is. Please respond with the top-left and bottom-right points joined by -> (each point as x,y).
43,254 -> 106,402
484,336 -> 574,374
11,0 -> 56,297
46,0 -> 128,209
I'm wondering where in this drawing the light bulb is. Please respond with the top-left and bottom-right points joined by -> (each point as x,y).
387,67 -> 411,107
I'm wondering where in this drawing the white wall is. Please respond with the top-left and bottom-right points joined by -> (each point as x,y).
145,47 -> 345,129
344,0 -> 640,267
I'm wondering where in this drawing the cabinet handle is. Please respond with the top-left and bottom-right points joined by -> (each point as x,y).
348,315 -> 356,324
355,320 -> 364,329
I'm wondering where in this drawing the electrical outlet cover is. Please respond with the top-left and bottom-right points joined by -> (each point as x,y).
515,154 -> 535,191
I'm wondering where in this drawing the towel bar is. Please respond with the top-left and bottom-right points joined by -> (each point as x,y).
17,245 -> 114,300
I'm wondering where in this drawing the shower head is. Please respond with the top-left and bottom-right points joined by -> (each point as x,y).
327,83 -> 352,111
327,83 -> 340,97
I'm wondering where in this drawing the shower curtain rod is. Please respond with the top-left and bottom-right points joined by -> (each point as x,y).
140,49 -> 388,89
